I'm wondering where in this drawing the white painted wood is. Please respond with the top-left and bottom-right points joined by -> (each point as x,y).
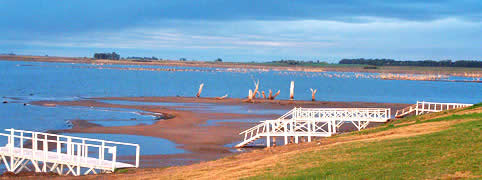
396,101 -> 472,118
236,107 -> 391,148
0,129 -> 140,176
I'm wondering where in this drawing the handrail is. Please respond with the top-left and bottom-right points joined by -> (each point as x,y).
395,104 -> 417,117
0,128 -> 141,170
277,108 -> 294,120
5,129 -> 138,147
239,121 -> 268,135
417,101 -> 473,106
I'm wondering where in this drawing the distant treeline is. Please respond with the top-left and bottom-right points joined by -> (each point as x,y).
339,58 -> 482,68
94,52 -> 120,60
271,60 -> 328,65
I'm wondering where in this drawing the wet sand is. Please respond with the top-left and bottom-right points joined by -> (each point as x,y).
92,96 -> 410,109
30,97 -> 409,167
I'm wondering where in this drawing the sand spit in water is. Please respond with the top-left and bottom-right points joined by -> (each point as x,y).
29,97 -> 408,167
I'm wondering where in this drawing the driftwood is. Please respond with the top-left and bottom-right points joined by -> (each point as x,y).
261,91 -> 266,99
310,88 -> 317,101
268,89 -> 281,100
196,83 -> 204,98
290,81 -> 294,100
216,94 -> 228,100
251,80 -> 260,99
247,80 -> 260,102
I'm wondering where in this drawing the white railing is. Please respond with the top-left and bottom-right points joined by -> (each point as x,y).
0,129 -> 140,175
239,122 -> 267,144
277,108 -> 295,120
292,108 -> 391,122
395,104 -> 417,118
415,101 -> 473,115
236,107 -> 391,147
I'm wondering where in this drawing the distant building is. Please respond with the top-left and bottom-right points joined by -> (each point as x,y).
93,52 -> 120,60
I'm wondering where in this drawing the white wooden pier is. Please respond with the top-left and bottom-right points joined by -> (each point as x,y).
0,129 -> 140,176
236,107 -> 390,148
395,101 -> 473,118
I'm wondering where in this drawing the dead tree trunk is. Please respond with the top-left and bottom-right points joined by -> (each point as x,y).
248,89 -> 253,102
273,90 -> 280,99
268,89 -> 281,100
261,91 -> 266,99
251,80 -> 260,99
290,81 -> 294,100
216,94 -> 228,100
196,83 -> 204,98
310,88 -> 317,101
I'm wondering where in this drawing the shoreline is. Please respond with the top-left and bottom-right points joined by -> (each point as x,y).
30,96 -> 409,167
1,55 -> 481,78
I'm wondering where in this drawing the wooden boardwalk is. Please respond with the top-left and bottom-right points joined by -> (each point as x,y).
236,107 -> 391,148
0,129 -> 139,176
395,101 -> 473,118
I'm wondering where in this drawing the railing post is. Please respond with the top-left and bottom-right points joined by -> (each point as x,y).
136,145 -> 140,168
416,101 -> 419,115
67,137 -> 71,156
266,123 -> 270,147
9,129 -> 14,172
76,144 -> 81,175
20,131 -> 24,155
9,129 -> 14,154
332,120 -> 337,134
56,136 -> 60,159
284,121 -> 288,145
44,134 -> 48,167
112,146 -> 117,172
308,121 -> 312,142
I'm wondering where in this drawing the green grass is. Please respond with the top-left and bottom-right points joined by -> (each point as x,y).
246,109 -> 482,179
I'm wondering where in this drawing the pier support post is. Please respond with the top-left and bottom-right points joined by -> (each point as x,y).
332,120 -> 337,134
266,136 -> 270,147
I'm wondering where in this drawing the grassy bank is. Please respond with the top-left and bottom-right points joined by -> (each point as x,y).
249,111 -> 481,179
75,103 -> 480,180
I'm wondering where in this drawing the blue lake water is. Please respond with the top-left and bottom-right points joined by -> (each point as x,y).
0,60 -> 480,157
1,60 -> 479,103
61,133 -> 185,155
0,100 -> 156,132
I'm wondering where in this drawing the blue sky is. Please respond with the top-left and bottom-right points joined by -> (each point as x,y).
1,0 -> 481,62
